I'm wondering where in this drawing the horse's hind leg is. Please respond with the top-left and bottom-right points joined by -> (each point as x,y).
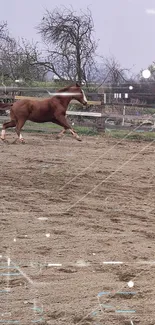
15,119 -> 26,143
55,115 -> 81,141
1,120 -> 16,141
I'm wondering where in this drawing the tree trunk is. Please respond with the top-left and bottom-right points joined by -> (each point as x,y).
76,44 -> 82,85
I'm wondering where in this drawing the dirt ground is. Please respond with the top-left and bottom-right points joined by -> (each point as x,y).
0,131 -> 155,325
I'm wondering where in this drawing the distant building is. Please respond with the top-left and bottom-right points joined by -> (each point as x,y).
97,82 -> 155,105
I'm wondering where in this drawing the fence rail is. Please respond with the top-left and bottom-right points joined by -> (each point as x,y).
0,91 -> 155,133
1,86 -> 155,107
14,96 -> 101,106
66,111 -> 155,120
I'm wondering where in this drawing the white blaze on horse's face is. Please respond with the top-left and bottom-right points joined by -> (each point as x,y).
51,89 -> 88,105
81,89 -> 88,105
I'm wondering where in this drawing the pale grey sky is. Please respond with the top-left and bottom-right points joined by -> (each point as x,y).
1,0 -> 155,73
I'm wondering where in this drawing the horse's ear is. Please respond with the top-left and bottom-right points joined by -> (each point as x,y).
76,82 -> 80,87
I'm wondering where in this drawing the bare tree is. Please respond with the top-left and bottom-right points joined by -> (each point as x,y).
0,20 -> 47,83
0,21 -> 10,42
88,57 -> 135,90
0,36 -> 47,83
101,57 -> 130,85
16,39 -> 47,81
36,7 -> 97,84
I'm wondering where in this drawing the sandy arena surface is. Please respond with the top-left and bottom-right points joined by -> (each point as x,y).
0,132 -> 155,325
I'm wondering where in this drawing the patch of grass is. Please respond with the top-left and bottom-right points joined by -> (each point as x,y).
25,121 -> 58,129
23,129 -> 47,134
9,120 -> 155,140
74,126 -> 98,135
24,122 -> 98,136
105,129 -> 155,141
142,108 -> 155,114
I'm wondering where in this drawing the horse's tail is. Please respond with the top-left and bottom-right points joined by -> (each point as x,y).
0,102 -> 13,110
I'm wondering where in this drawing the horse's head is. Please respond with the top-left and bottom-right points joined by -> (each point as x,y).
71,83 -> 88,106
56,83 -> 88,107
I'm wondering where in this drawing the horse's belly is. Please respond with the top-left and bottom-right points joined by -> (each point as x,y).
28,104 -> 55,122
29,113 -> 53,123
29,118 -> 51,123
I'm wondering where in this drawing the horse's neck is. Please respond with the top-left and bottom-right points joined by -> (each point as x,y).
55,95 -> 73,110
63,96 -> 73,108
58,87 -> 75,108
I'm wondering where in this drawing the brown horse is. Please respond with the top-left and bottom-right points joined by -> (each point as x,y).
0,83 -> 87,143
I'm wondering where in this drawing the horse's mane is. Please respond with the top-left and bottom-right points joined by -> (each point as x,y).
58,86 -> 71,93
57,84 -> 79,93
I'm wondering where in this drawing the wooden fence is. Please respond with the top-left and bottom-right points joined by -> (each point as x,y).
0,88 -> 155,132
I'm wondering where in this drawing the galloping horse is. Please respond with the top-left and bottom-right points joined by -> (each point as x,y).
0,83 -> 87,143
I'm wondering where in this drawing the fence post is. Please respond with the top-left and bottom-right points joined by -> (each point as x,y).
122,106 -> 126,126
104,93 -> 107,104
97,114 -> 106,133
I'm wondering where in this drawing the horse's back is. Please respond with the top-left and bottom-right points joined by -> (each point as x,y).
11,97 -> 64,122
11,99 -> 32,119
13,99 -> 30,108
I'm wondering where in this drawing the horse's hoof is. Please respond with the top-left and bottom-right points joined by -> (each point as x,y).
20,139 -> 25,144
12,139 -> 25,144
12,139 -> 18,144
1,138 -> 9,144
55,135 -> 62,140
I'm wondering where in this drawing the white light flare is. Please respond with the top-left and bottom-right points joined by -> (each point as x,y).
81,89 -> 88,103
142,69 -> 151,79
103,261 -> 123,265
146,9 -> 155,15
47,91 -> 84,96
128,280 -> 134,288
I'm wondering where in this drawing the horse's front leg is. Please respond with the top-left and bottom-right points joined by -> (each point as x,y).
56,128 -> 66,139
68,128 -> 82,141
54,115 -> 82,141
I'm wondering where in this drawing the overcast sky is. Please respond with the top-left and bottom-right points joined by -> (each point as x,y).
1,0 -> 155,73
